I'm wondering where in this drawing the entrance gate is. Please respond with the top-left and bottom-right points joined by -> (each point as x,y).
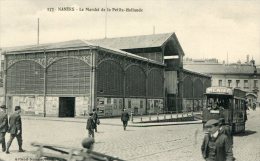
59,97 -> 75,117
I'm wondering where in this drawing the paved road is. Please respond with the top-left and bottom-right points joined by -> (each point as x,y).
1,109 -> 259,161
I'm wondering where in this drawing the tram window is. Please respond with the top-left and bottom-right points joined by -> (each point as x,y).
238,99 -> 245,110
235,99 -> 239,110
207,96 -> 231,110
241,101 -> 245,109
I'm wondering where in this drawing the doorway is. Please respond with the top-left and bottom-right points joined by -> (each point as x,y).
59,97 -> 75,117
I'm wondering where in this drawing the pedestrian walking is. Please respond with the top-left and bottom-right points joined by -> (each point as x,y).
201,119 -> 234,161
6,106 -> 25,154
121,109 -> 129,131
0,105 -> 8,152
218,118 -> 233,146
252,102 -> 256,111
92,109 -> 99,132
86,112 -> 95,138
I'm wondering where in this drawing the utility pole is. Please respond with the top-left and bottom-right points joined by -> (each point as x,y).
226,52 -> 229,65
105,0 -> 107,38
37,18 -> 40,45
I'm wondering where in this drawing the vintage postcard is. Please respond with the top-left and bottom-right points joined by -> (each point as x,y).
0,0 -> 259,161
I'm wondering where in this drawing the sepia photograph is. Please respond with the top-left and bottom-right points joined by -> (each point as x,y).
0,0 -> 260,160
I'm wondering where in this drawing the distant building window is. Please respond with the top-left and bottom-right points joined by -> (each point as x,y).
244,80 -> 249,88
254,80 -> 258,88
228,80 -> 232,87
236,80 -> 240,87
140,100 -> 143,108
218,80 -> 222,87
107,98 -> 111,104
128,100 -> 131,108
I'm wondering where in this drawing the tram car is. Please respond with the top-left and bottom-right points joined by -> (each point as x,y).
202,86 -> 247,133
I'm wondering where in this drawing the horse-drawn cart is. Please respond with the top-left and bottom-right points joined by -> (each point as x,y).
31,138 -> 124,161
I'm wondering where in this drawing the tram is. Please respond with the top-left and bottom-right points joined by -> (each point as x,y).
202,86 -> 247,133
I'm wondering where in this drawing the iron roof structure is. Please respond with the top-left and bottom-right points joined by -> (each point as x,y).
2,39 -> 165,66
88,32 -> 185,55
89,33 -> 173,49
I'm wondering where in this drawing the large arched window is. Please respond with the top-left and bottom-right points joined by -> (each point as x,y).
46,58 -> 91,95
147,69 -> 164,98
193,78 -> 204,98
204,79 -> 211,92
183,76 -> 193,98
125,65 -> 146,97
97,60 -> 124,97
7,60 -> 44,94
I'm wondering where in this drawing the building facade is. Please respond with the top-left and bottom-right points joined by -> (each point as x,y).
2,40 -> 164,117
1,33 -> 212,117
90,33 -> 211,113
184,58 -> 260,106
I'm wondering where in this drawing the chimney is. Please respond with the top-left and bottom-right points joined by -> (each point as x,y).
246,54 -> 249,64
237,60 -> 241,65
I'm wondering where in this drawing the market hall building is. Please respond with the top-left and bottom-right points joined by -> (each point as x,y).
2,40 -> 165,117
1,33 -> 211,117
89,33 -> 211,114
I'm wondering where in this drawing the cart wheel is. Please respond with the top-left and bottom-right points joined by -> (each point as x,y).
35,147 -> 42,159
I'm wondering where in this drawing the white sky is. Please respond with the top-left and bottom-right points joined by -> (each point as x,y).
0,0 -> 260,65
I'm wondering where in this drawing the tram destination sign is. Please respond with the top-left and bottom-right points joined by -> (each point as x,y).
206,87 -> 233,95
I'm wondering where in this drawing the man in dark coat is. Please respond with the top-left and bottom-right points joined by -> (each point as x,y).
121,109 -> 129,131
92,109 -> 99,132
218,118 -> 233,146
86,112 -> 95,138
0,105 -> 8,152
201,119 -> 234,161
6,106 -> 25,154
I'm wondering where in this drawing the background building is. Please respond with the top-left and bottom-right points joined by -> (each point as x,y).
184,57 -> 260,107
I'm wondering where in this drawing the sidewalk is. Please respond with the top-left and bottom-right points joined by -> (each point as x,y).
21,112 -> 202,127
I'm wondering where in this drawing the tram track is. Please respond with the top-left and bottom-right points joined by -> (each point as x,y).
127,143 -> 193,160
107,136 -> 194,160
119,137 -> 187,151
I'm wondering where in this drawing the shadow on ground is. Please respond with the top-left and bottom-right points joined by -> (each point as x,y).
125,129 -> 135,131
234,130 -> 257,137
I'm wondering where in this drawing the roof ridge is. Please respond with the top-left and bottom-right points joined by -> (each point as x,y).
3,32 -> 174,51
80,39 -> 96,47
2,39 -> 86,51
89,32 -> 174,41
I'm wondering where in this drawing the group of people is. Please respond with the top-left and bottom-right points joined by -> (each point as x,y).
86,108 -> 130,138
0,103 -> 237,160
1,104 -> 130,155
202,118 -> 234,161
0,105 -> 25,154
86,109 -> 235,161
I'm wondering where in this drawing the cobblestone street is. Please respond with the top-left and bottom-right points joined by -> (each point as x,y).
0,109 -> 259,161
